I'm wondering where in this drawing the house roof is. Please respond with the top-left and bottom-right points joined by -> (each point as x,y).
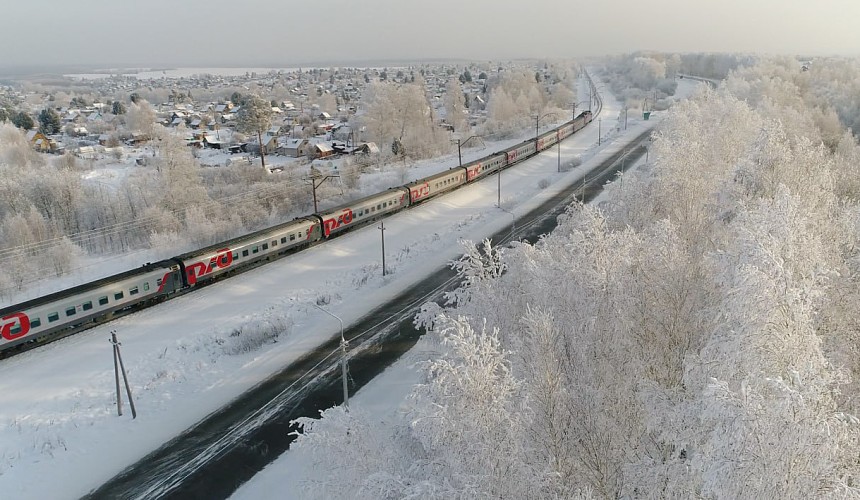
283,138 -> 306,148
358,142 -> 380,154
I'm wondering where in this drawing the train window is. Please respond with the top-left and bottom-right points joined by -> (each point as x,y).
48,312 -> 59,323
242,249 -> 249,257
130,286 -> 139,296
99,296 -> 109,306
82,301 -> 93,311
66,307 -> 76,317
377,204 -> 381,210
298,231 -> 303,237
143,282 -> 150,292
233,252 -> 239,260
290,234 -> 295,241
9,323 -> 21,334
115,292 -> 124,301
281,237 -> 287,244
252,246 -> 259,254
262,243 -> 269,250
30,317 -> 41,328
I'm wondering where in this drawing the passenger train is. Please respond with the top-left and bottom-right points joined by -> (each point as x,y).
0,110 -> 593,356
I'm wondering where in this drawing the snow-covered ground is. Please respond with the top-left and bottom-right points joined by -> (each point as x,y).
229,107 -> 663,500
0,78 -> 704,499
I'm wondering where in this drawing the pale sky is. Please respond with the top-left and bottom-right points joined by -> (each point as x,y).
2,0 -> 857,68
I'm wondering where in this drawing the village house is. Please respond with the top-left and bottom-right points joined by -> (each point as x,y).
353,142 -> 380,155
312,142 -> 334,159
25,130 -> 53,153
278,138 -> 309,158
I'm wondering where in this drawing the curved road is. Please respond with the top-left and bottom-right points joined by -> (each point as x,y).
84,130 -> 652,500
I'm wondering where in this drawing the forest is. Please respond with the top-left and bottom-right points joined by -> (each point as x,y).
290,56 -> 860,498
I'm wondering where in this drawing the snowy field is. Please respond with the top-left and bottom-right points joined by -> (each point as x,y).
0,78 -> 703,499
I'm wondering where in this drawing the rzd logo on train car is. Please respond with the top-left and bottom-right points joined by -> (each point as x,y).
466,164 -> 481,181
323,209 -> 353,236
410,183 -> 430,202
1,312 -> 30,341
187,248 -> 234,285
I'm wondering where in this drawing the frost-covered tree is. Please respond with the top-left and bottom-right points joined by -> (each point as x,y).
481,68 -> 553,138
443,78 -> 468,133
293,63 -> 860,499
356,81 -> 449,161
125,100 -> 156,137
237,94 -> 273,170
150,128 -> 210,216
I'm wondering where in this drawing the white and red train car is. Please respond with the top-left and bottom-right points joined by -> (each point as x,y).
1,109 -> 597,356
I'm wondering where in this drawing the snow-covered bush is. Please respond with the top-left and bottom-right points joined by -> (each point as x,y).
216,311 -> 293,355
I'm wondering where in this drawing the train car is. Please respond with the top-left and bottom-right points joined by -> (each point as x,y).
536,130 -> 559,151
464,153 -> 507,182
557,122 -> 576,141
572,110 -> 593,132
175,216 -> 323,287
405,167 -> 468,205
317,188 -> 410,238
504,141 -> 537,167
0,260 -> 181,353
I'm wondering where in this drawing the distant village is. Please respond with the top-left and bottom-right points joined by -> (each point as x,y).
0,63 -> 505,173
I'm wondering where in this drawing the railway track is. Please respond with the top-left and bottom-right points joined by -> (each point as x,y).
1,76 -> 604,360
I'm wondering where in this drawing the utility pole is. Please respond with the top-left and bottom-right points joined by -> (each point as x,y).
110,331 -> 137,419
557,138 -> 561,173
311,304 -> 349,409
378,221 -> 386,276
598,118 -> 602,145
497,164 -> 501,208
305,172 -> 340,213
451,136 -> 481,168
624,107 -> 628,130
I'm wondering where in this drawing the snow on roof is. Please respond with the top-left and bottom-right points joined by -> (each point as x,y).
283,138 -> 305,148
